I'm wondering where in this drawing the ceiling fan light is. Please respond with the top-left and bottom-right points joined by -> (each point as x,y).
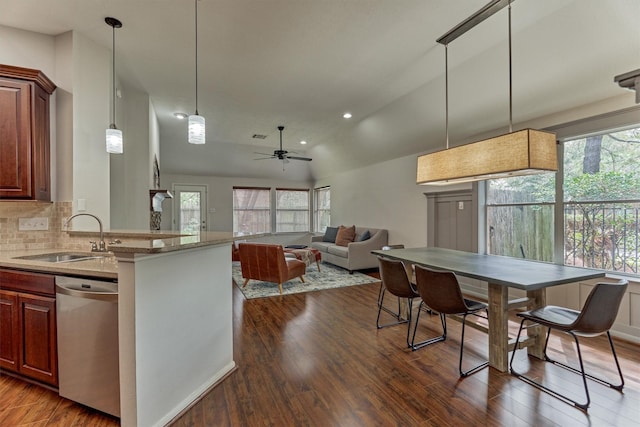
188,114 -> 206,144
106,126 -> 123,154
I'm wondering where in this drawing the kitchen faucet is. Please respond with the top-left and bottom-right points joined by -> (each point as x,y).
64,213 -> 107,252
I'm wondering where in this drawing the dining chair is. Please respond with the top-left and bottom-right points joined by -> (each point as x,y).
509,279 -> 628,411
376,245 -> 406,323
412,265 -> 489,377
376,256 -> 421,348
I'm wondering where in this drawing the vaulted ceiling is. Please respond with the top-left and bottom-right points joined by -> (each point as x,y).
1,0 -> 639,181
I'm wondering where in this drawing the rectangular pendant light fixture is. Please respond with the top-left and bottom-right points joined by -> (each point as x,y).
417,0 -> 558,186
417,129 -> 557,185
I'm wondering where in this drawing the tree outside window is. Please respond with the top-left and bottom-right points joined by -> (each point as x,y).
564,128 -> 640,273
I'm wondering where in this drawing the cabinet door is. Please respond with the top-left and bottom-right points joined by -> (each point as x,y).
0,290 -> 19,372
0,78 -> 32,198
18,294 -> 58,386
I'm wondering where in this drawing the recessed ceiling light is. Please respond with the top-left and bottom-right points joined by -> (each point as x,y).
300,140 -> 307,145
174,112 -> 188,120
343,112 -> 352,119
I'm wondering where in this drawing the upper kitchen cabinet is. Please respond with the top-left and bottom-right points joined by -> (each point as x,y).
0,65 -> 56,201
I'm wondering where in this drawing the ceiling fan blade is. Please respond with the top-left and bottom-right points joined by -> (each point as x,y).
253,156 -> 275,160
254,152 -> 275,156
286,155 -> 313,161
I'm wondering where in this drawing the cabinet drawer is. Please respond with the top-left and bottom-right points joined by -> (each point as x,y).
0,269 -> 55,296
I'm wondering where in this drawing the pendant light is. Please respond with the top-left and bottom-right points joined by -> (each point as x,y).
416,0 -> 557,185
105,17 -> 123,154
188,0 -> 206,144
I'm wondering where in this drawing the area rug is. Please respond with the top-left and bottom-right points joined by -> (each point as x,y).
233,263 -> 379,299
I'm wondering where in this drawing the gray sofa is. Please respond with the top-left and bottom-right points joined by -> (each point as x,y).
311,227 -> 388,273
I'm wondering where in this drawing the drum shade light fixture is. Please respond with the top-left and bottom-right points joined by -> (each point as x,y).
105,17 -> 123,154
417,0 -> 557,185
188,0 -> 205,144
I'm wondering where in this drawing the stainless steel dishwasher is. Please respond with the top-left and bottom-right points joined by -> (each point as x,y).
56,276 -> 120,418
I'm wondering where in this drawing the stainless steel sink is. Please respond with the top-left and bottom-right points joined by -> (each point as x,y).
14,252 -> 111,263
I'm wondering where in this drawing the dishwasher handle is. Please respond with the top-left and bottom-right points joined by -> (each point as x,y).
56,283 -> 118,303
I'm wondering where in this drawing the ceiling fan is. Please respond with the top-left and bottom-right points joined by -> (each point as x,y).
254,126 -> 312,163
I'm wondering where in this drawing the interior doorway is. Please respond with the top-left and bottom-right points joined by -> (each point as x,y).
426,190 -> 477,252
172,184 -> 208,233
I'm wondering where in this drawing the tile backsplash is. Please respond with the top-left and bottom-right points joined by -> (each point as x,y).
0,201 -> 90,251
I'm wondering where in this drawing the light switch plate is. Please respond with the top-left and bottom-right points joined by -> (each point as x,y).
19,217 -> 49,231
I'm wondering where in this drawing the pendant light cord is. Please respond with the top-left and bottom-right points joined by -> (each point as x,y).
445,44 -> 449,150
112,24 -> 116,126
508,0 -> 512,133
194,0 -> 199,115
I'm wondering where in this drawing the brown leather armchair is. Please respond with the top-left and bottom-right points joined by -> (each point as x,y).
238,243 -> 306,295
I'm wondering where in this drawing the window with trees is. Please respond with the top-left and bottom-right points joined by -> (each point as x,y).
564,128 -> 640,273
233,187 -> 271,234
314,186 -> 330,233
276,189 -> 310,232
487,125 -> 640,275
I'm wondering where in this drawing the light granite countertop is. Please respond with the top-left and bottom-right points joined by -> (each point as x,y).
0,231 -> 248,280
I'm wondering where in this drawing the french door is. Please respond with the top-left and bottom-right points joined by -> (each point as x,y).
172,184 -> 208,233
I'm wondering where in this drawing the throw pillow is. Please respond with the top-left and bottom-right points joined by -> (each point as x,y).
357,229 -> 371,242
323,226 -> 339,243
335,225 -> 356,246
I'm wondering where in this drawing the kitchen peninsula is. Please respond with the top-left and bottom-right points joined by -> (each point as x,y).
0,231 -> 239,427
111,231 -> 237,427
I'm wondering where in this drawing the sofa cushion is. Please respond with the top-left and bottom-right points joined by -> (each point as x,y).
323,226 -> 339,243
310,241 -> 332,253
356,230 -> 371,242
335,225 -> 356,246
327,245 -> 349,258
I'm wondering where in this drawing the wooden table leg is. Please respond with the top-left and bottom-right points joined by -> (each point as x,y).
526,288 -> 546,359
488,282 -> 509,372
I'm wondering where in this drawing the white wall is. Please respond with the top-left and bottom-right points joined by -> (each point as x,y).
110,82 -> 153,230
70,32 -> 111,230
54,31 -> 73,202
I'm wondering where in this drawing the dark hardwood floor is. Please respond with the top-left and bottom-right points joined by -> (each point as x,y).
1,277 -> 639,426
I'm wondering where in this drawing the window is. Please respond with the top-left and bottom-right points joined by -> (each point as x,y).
563,128 -> 640,273
314,187 -> 330,233
486,174 -> 555,262
276,189 -> 309,232
487,123 -> 640,275
233,187 -> 270,234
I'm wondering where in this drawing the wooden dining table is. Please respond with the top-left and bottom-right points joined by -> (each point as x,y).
371,247 -> 606,372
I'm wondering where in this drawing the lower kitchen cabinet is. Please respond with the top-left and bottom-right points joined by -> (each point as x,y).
0,270 -> 57,387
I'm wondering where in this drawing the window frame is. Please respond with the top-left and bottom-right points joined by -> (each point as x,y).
275,188 -> 310,233
232,186 -> 271,235
313,186 -> 331,233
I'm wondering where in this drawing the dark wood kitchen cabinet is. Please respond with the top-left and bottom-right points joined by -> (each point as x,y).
0,269 -> 57,387
0,64 -> 56,201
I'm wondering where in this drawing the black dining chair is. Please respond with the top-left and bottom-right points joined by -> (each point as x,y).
509,279 -> 628,411
376,256 -> 421,348
376,245 -> 407,323
412,265 -> 488,377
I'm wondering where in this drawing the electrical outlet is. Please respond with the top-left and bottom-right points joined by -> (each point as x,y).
19,217 -> 49,231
